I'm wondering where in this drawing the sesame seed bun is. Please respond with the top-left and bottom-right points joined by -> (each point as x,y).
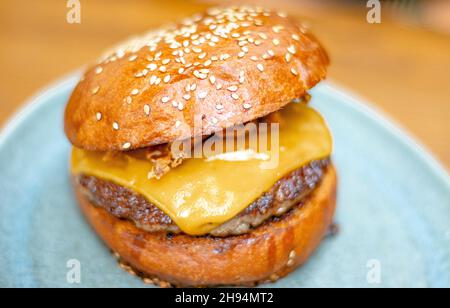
74,164 -> 337,287
64,6 -> 329,151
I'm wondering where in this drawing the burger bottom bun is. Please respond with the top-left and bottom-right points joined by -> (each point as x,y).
74,164 -> 337,287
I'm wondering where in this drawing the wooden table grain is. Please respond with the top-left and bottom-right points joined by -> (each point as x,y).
0,0 -> 449,168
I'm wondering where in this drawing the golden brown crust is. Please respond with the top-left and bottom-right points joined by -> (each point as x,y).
74,164 -> 337,287
64,6 -> 329,151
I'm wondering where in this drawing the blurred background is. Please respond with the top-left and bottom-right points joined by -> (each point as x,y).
0,0 -> 449,167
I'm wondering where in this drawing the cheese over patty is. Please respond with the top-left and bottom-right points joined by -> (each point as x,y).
71,103 -> 332,235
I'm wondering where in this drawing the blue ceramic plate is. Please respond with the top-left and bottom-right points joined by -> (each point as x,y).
0,75 -> 449,288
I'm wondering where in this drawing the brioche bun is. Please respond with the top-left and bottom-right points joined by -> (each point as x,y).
75,165 -> 336,287
64,6 -> 329,151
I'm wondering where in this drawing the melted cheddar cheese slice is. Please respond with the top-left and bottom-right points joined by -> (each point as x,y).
71,103 -> 332,235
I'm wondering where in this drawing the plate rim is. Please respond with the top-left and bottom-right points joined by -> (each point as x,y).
1,73 -> 448,186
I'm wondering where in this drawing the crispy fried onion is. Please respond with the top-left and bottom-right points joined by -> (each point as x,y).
144,96 -> 311,179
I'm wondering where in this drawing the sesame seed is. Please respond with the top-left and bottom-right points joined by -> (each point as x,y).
204,59 -> 212,66
190,83 -> 197,91
193,70 -> 207,79
238,52 -> 245,58
113,122 -> 119,130
290,68 -> 298,76
231,93 -> 240,100
116,50 -> 125,58
172,101 -> 178,108
147,63 -> 157,71
125,96 -> 132,104
216,104 -> 224,110
243,103 -> 252,109
198,91 -> 208,99
183,94 -> 191,101
163,75 -> 171,83
123,142 -> 131,150
227,85 -> 238,92
128,55 -> 138,62
209,76 -> 216,84
285,53 -> 292,63
258,33 -> 268,40
92,86 -> 100,95
95,67 -> 103,74
292,34 -> 300,41
272,25 -> 284,33
131,89 -> 139,96
289,250 -> 296,259
161,96 -> 170,103
178,102 -> 184,110
135,69 -> 148,78
178,67 -> 185,74
96,112 -> 102,121
144,104 -> 151,115
216,83 -> 222,90
159,66 -> 167,72
175,121 -> 181,128
272,39 -> 280,46
162,59 -> 170,65
257,63 -> 264,72
250,56 -> 258,61
268,50 -> 275,56
211,117 -> 218,124
287,45 -> 297,54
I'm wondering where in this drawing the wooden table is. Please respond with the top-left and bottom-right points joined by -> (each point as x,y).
1,0 -> 449,168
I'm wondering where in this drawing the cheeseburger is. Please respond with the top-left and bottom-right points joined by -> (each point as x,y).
65,6 -> 336,287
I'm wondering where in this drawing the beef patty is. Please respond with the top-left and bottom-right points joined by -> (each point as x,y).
76,159 -> 330,237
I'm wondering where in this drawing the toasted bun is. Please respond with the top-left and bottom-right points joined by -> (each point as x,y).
74,164 -> 336,287
65,6 -> 329,151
